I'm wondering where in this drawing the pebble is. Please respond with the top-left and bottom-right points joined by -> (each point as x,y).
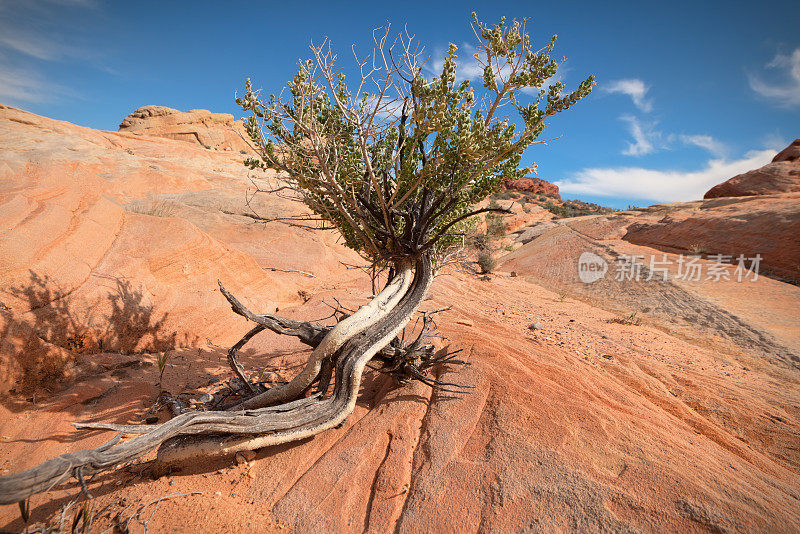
235,450 -> 256,465
192,392 -> 213,404
528,322 -> 544,331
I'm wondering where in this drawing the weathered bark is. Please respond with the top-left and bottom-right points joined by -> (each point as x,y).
156,254 -> 433,466
0,254 -> 433,506
229,259 -> 414,410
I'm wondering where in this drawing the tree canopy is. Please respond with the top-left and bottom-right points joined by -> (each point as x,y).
237,12 -> 594,265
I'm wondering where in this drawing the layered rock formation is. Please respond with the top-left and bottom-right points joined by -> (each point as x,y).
0,104 -> 359,395
503,176 -> 560,197
622,195 -> 800,282
0,106 -> 798,532
118,105 -> 253,153
704,139 -> 800,198
612,140 -> 800,284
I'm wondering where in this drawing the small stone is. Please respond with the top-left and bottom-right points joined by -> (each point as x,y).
528,322 -> 544,331
145,415 -> 159,424
261,371 -> 279,383
239,450 -> 256,461
602,354 -> 613,360
193,392 -> 213,404
510,271 -> 517,277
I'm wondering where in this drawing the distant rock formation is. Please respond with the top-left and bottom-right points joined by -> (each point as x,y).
119,105 -> 253,153
503,176 -> 560,198
704,139 -> 800,198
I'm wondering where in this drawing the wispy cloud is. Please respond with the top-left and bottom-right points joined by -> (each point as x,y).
0,1 -> 101,104
761,131 -> 789,151
620,115 -> 658,156
617,115 -> 728,158
678,134 -> 727,157
748,48 -> 800,108
0,61 -> 60,103
556,149 -> 776,203
603,78 -> 652,112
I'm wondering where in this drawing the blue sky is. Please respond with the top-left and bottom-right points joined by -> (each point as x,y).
1,0 -> 798,209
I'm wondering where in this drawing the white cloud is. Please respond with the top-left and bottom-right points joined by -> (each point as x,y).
678,134 -> 727,157
556,149 -> 776,203
748,48 -> 800,107
603,78 -> 652,112
620,115 -> 658,156
617,116 -> 728,158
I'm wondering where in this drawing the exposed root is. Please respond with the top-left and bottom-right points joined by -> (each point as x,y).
0,255 -> 448,506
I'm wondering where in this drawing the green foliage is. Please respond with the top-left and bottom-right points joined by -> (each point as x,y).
542,199 -> 614,219
471,232 -> 490,251
156,351 -> 169,385
477,252 -> 497,273
237,13 -> 593,265
485,213 -> 507,237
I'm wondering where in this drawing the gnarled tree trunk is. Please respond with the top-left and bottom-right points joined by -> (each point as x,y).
0,254 -> 433,506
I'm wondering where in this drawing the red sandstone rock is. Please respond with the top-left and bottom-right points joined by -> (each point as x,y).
504,176 -> 560,197
622,195 -> 800,283
704,139 -> 800,198
773,138 -> 800,162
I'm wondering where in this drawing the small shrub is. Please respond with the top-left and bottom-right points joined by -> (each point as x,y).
486,214 -> 507,237
688,243 -> 706,255
156,351 -> 170,385
607,312 -> 642,326
492,189 -> 514,200
477,252 -> 496,274
471,232 -> 490,251
485,201 -> 507,237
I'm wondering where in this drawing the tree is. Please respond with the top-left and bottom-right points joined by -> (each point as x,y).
0,13 -> 593,506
